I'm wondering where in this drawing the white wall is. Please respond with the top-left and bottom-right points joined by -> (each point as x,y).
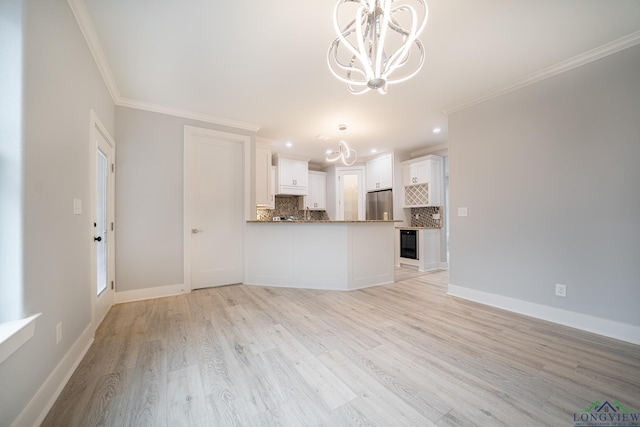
0,0 -> 24,323
114,106 -> 256,293
0,0 -> 115,425
449,45 -> 640,337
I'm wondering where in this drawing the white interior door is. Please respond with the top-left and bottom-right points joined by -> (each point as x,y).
91,111 -> 115,328
337,167 -> 365,220
185,127 -> 245,289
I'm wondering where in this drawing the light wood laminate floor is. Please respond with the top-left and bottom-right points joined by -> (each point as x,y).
43,270 -> 640,426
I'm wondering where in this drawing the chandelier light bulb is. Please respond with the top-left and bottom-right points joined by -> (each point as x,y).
328,0 -> 428,94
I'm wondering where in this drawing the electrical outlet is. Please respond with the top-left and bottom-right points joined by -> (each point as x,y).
432,213 -> 441,220
415,214 -> 420,219
56,322 -> 63,344
555,284 -> 566,298
458,207 -> 468,217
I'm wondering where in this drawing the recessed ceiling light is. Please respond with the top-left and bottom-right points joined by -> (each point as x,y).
285,142 -> 293,147
371,149 -> 378,153
325,149 -> 333,155
315,134 -> 331,141
433,127 -> 442,134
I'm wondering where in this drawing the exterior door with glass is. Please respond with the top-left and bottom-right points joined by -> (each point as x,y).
92,112 -> 115,329
337,166 -> 365,220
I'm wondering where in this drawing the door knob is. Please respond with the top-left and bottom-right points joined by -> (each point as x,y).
191,229 -> 203,234
94,236 -> 102,242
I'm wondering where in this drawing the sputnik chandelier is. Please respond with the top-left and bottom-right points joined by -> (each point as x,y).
326,125 -> 357,165
327,0 -> 428,94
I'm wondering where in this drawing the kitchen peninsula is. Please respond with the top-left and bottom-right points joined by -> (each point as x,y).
245,220 -> 397,290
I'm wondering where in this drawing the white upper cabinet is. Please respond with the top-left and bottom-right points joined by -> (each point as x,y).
275,155 -> 309,195
256,146 -> 272,207
305,171 -> 327,210
402,161 -> 429,186
366,154 -> 393,192
401,155 -> 443,207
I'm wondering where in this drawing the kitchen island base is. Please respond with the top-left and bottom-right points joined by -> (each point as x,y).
245,221 -> 395,291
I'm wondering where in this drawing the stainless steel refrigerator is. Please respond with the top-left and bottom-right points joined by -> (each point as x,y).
366,189 -> 393,220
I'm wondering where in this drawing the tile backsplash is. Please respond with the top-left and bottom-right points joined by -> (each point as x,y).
257,196 -> 329,221
410,206 -> 443,228
257,197 -> 440,225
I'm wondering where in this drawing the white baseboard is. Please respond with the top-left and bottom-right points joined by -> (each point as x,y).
115,283 -> 189,304
439,261 -> 449,270
448,284 -> 640,345
12,324 -> 94,427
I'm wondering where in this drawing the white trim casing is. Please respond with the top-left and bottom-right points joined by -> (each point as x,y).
448,284 -> 640,345
115,283 -> 188,304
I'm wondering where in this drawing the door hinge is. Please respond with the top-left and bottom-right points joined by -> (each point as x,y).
111,163 -> 115,173
111,280 -> 114,290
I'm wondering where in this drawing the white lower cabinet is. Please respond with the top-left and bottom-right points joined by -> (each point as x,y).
395,228 -> 440,272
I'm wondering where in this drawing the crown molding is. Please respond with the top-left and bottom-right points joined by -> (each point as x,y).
118,97 -> 261,132
256,136 -> 277,146
67,0 -> 120,103
443,31 -> 640,115
410,143 -> 449,158
67,0 -> 260,133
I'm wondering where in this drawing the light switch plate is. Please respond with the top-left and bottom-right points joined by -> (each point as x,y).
458,207 -> 468,217
73,198 -> 82,215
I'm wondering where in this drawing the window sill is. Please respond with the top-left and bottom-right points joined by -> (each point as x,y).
0,313 -> 41,364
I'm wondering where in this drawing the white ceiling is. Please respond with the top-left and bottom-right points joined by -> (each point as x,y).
80,0 -> 640,165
